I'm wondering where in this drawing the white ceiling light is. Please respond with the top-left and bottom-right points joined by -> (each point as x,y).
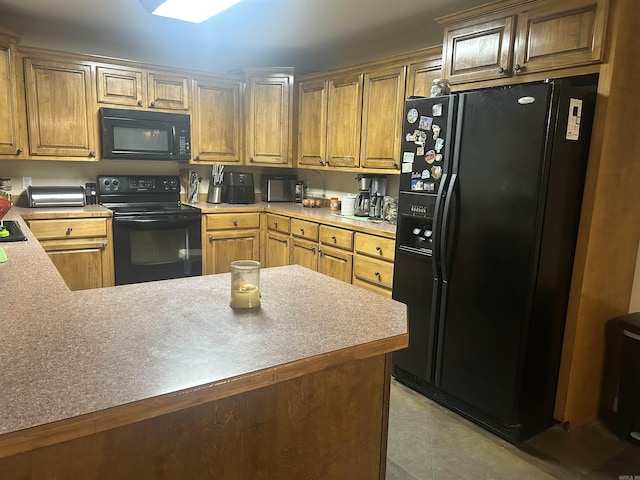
150,0 -> 242,23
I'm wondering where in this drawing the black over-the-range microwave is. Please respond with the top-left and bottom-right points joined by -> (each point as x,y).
99,107 -> 191,161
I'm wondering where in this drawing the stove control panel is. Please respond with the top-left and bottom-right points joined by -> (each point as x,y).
98,175 -> 180,194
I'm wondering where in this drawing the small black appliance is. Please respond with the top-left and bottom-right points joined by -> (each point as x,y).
223,172 -> 255,204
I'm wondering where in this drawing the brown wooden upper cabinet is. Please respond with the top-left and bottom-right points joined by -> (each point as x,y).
245,69 -> 294,166
191,77 -> 242,164
438,0 -> 608,84
96,65 -> 190,110
406,56 -> 443,98
0,30 -> 24,158
297,72 -> 363,169
360,65 -> 406,170
22,56 -> 96,159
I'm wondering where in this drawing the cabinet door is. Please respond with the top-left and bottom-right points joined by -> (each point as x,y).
193,78 -> 242,163
353,255 -> 394,296
290,237 -> 318,271
41,239 -> 112,290
265,231 -> 290,268
318,245 -> 353,283
442,14 -> 516,84
297,79 -> 327,167
147,72 -> 190,110
326,73 -> 363,168
0,40 -> 23,158
406,57 -> 442,98
360,65 -> 406,170
514,0 -> 607,75
247,75 -> 292,166
23,57 -> 96,158
96,66 -> 144,107
205,230 -> 260,274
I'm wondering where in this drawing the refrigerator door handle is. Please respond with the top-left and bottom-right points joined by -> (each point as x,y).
440,173 -> 458,281
431,173 -> 447,277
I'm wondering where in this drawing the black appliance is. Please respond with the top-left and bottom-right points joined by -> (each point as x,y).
0,220 -> 27,242
100,108 -> 191,161
222,172 -> 255,204
391,80 -> 595,443
98,175 -> 201,285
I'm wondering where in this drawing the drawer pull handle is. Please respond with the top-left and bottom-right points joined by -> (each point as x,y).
374,271 -> 380,277
66,227 -> 73,235
497,66 -> 505,74
331,235 -> 337,242
319,159 -> 324,166
376,245 -> 382,252
233,219 -> 238,226
318,248 -> 323,255
16,147 -> 23,155
137,99 -> 143,106
274,221 -> 278,228
300,227 -> 304,234
208,234 -> 214,242
311,246 -> 316,253
514,63 -> 522,72
88,150 -> 95,158
149,101 -> 156,108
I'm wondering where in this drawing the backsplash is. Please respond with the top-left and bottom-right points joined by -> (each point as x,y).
0,159 -> 399,205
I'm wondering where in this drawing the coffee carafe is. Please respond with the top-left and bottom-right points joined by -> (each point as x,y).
354,174 -> 372,217
368,176 -> 387,219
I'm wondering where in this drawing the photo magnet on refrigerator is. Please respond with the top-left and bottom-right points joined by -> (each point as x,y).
403,152 -> 415,163
419,116 -> 433,130
407,108 -> 419,124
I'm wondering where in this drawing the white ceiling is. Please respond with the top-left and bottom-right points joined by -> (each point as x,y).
0,0 -> 494,72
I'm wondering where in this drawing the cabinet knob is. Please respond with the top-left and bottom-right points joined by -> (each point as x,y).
514,63 -> 522,72
66,227 -> 73,235
233,219 -> 238,226
149,101 -> 155,108
392,162 -> 399,169
208,234 -> 214,242
497,66 -> 505,74
274,221 -> 278,228
311,246 -> 316,254
319,159 -> 324,166
16,148 -> 23,155
375,245 -> 382,252
137,99 -> 142,106
300,227 -> 304,234
374,271 -> 380,277
88,150 -> 95,158
318,248 -> 323,255
249,157 -> 254,163
195,154 -> 200,161
331,235 -> 336,242
325,159 -> 330,166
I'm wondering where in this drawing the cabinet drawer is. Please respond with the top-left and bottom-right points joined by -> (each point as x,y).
266,213 -> 290,234
28,218 -> 108,239
354,233 -> 395,261
291,218 -> 319,241
353,255 -> 394,290
205,213 -> 260,230
320,225 -> 353,251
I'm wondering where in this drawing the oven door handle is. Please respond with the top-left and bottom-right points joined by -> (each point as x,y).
114,216 -> 197,224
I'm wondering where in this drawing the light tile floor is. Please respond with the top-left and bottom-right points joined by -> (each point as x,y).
387,380 -> 640,479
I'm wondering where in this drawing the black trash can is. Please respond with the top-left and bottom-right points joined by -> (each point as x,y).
617,312 -> 640,443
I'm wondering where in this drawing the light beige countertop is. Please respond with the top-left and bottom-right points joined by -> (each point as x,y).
0,208 -> 407,457
193,201 -> 398,238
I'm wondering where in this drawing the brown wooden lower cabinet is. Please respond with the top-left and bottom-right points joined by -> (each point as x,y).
0,354 -> 393,479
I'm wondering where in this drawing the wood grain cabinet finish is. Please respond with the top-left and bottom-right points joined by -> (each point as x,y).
319,225 -> 354,251
246,70 -> 293,166
513,0 -> 607,76
406,56 -> 443,98
22,57 -> 96,159
326,73 -> 363,168
290,218 -> 319,242
318,245 -> 353,284
192,77 -> 242,163
360,65 -> 406,171
96,66 -> 190,110
297,78 -> 328,167
204,213 -> 260,274
265,230 -> 290,268
353,232 -> 395,297
0,32 -> 24,158
27,218 -> 114,291
439,0 -> 607,84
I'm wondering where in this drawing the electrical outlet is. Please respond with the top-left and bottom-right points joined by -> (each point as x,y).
22,177 -> 32,189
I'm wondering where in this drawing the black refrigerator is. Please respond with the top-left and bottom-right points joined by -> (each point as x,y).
391,80 -> 595,443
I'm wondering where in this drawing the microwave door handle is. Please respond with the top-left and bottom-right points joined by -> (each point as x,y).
171,126 -> 177,157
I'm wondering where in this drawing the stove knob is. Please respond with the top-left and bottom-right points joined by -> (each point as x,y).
112,179 -> 119,189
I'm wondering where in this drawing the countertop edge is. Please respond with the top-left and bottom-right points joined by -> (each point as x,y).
0,334 -> 408,459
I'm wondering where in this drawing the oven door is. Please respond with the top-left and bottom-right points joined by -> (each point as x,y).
113,214 -> 202,285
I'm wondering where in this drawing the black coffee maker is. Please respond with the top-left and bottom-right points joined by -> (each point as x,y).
354,174 -> 372,217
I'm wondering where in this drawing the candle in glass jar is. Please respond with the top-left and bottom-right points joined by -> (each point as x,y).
230,260 -> 261,309
231,281 -> 260,309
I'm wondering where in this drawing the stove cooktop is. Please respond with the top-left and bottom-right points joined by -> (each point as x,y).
0,220 -> 28,242
108,203 -> 200,216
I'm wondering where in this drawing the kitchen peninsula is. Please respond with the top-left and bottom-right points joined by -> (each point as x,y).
0,211 -> 407,478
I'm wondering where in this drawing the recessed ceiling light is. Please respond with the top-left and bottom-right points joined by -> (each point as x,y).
151,0 -> 242,23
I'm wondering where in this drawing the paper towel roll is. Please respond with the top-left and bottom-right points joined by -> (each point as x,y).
341,194 -> 356,216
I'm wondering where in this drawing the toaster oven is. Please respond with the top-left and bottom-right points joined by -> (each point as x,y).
261,175 -> 296,202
